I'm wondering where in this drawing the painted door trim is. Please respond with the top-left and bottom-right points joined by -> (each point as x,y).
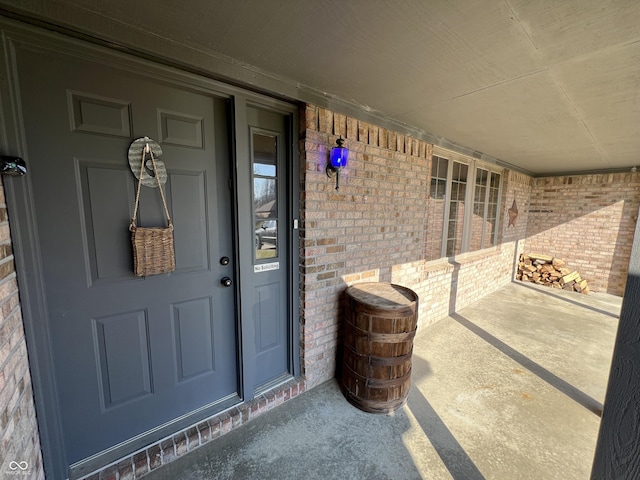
0,18 -> 299,479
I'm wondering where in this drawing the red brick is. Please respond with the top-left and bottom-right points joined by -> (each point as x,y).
174,432 -> 188,456
525,173 -> 639,295
186,426 -> 199,450
117,458 -> 134,480
208,418 -> 221,439
160,438 -> 176,463
220,412 -> 232,434
99,465 -> 118,480
305,105 -> 318,131
134,451 -> 149,478
197,421 -> 211,444
148,445 -> 162,470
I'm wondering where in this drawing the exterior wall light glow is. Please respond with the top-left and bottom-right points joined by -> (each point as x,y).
326,137 -> 349,190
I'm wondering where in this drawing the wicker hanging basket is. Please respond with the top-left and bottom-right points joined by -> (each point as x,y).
129,141 -> 175,277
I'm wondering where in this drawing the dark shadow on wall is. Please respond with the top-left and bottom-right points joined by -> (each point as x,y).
333,287 -> 349,383
448,259 -> 461,315
607,206 -> 640,295
510,238 -> 522,281
525,177 -> 640,295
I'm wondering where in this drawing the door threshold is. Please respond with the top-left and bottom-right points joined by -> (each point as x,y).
254,373 -> 294,397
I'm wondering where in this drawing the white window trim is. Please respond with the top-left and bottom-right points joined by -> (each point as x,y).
474,168 -> 502,250
432,147 -> 504,258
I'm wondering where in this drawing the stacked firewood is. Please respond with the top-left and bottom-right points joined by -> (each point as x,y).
517,253 -> 589,294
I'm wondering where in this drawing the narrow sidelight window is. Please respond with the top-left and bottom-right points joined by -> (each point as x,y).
252,132 -> 278,260
426,155 -> 448,261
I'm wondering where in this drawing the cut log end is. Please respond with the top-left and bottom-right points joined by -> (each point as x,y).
517,253 -> 589,294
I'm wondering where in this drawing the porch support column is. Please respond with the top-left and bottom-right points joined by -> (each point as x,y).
591,207 -> 640,479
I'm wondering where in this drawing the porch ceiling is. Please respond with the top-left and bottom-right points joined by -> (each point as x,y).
1,0 -> 639,175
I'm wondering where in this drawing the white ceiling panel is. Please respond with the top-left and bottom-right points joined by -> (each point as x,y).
0,0 -> 638,175
398,70 -> 606,173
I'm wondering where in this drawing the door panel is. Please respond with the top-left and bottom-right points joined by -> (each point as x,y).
94,310 -> 152,408
12,46 -> 238,464
170,171 -> 209,270
256,282 -> 281,349
79,161 -> 134,282
246,107 -> 291,390
172,297 -> 216,381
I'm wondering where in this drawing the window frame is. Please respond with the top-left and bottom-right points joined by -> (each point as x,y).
471,167 -> 501,250
443,157 -> 470,257
430,147 -> 503,259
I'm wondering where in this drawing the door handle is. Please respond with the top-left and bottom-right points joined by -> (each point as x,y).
220,277 -> 233,287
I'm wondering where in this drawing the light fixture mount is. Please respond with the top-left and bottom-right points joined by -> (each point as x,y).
326,137 -> 349,190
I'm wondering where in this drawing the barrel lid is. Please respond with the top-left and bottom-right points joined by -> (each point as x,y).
346,282 -> 417,309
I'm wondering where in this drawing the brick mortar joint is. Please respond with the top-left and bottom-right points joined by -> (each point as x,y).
0,382 -> 37,429
0,254 -> 13,266
0,295 -> 21,322
0,271 -> 17,288
0,332 -> 28,374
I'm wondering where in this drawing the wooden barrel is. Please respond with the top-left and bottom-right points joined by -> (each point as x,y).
341,282 -> 419,413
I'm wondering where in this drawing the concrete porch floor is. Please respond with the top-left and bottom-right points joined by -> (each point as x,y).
144,281 -> 620,480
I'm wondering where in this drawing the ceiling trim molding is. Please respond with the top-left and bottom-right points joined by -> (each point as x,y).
531,167 -> 639,179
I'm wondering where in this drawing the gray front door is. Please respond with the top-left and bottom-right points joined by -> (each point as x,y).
10,43 -> 239,465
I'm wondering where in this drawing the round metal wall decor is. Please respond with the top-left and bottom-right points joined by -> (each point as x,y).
128,136 -> 167,187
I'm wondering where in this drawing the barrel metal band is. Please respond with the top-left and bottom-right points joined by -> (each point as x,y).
343,363 -> 412,388
343,343 -> 414,366
344,321 -> 417,343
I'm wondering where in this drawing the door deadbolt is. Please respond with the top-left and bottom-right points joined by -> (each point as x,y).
220,277 -> 232,287
220,256 -> 230,266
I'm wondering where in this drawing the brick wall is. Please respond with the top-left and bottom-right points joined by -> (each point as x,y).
525,173 -> 640,295
425,197 -> 445,260
300,105 -> 529,387
0,179 -> 44,480
502,170 -> 532,252
392,170 -> 532,325
300,106 -> 432,387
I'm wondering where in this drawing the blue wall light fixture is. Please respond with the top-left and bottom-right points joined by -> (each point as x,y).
326,137 -> 349,190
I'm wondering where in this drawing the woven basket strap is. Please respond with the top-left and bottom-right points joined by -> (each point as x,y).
147,148 -> 173,229
129,145 -> 147,231
130,143 -> 173,231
